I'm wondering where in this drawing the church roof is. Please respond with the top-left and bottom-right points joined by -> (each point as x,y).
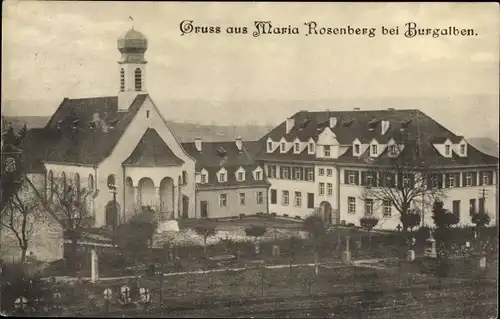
123,128 -> 184,167
21,94 -> 148,167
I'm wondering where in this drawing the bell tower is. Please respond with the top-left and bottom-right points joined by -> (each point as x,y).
117,27 -> 148,111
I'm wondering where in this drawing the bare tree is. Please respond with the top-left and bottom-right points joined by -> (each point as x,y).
361,140 -> 445,232
1,180 -> 44,263
48,174 -> 94,273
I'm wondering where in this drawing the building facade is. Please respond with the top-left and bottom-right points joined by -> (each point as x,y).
257,110 -> 498,229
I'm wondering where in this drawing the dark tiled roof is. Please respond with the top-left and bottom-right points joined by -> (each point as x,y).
123,128 -> 184,166
257,109 -> 498,167
21,94 -> 148,166
181,140 -> 269,188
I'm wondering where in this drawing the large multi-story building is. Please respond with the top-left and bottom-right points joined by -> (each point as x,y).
257,110 -> 498,229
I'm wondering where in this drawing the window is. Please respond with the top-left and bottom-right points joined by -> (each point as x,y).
75,173 -> 81,194
482,172 -> 489,185
465,172 -> 472,186
255,171 -> 262,180
200,174 -> 207,184
294,168 -> 301,180
282,191 -> 289,206
452,200 -> 460,218
403,174 -> 411,188
319,168 -> 325,176
460,144 -> 465,155
431,175 -> 439,188
327,169 -> 333,177
327,183 -> 333,196
219,173 -> 226,182
219,194 -> 227,207
366,172 -> 374,187
135,68 -> 142,91
256,191 -> 264,204
308,142 -> 314,153
445,145 -> 451,156
307,193 -> 314,208
383,200 -> 392,217
319,183 -> 325,196
120,68 -> 125,91
307,168 -> 314,181
294,143 -> 300,152
354,144 -> 360,155
270,189 -> 277,204
348,197 -> 356,214
280,142 -> 286,152
88,173 -> 94,191
388,144 -> 396,155
348,171 -> 356,185
267,141 -> 273,152
107,174 -> 116,189
268,165 -> 277,178
469,198 -> 476,216
283,167 -> 289,179
371,144 -> 378,155
146,110 -> 150,118
62,172 -> 67,188
182,171 -> 188,185
239,193 -> 246,206
294,192 -> 302,207
448,174 -> 455,188
237,172 -> 244,181
365,199 -> 374,216
324,145 -> 331,157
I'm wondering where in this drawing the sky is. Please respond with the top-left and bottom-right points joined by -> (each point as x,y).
1,2 -> 499,139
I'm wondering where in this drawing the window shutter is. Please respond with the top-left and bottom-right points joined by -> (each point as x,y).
355,171 -> 360,185
462,172 -> 467,187
445,174 -> 450,188
478,172 -> 483,185
373,172 -> 379,187
488,171 -> 494,185
472,172 -> 477,186
344,170 -> 349,184
361,171 -> 367,186
455,173 -> 461,187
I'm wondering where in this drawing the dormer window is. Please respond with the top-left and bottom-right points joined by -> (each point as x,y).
294,142 -> 300,153
324,145 -> 331,157
280,142 -> 286,152
219,172 -> 226,182
255,171 -> 262,180
388,144 -> 396,155
460,144 -> 465,155
267,141 -> 273,152
353,143 -> 361,156
308,141 -> 315,154
237,172 -> 244,181
200,174 -> 207,184
371,144 -> 378,156
445,145 -> 451,156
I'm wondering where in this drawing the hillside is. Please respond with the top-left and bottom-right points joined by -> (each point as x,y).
2,116 -> 273,142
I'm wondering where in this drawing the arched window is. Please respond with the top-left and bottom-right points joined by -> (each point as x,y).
107,174 -> 116,189
88,174 -> 94,191
47,170 -> 54,201
120,68 -> 125,91
75,173 -> 80,194
61,172 -> 67,189
134,68 -> 142,91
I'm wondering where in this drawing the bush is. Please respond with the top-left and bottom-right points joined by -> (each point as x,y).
401,212 -> 421,231
245,225 -> 267,242
432,201 -> 459,228
359,216 -> 379,231
0,262 -> 45,313
471,213 -> 491,227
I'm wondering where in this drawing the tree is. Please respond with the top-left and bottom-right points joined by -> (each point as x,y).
361,137 -> 445,233
401,210 -> 421,232
47,175 -> 94,274
1,180 -> 44,263
471,212 -> 491,228
431,201 -> 459,229
245,225 -> 267,256
359,216 -> 379,248
303,212 -> 326,276
195,226 -> 216,255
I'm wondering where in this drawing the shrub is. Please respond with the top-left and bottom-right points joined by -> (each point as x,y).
432,201 -> 459,228
194,226 -> 217,255
359,216 -> 379,231
471,212 -> 491,227
283,214 -> 289,217
245,225 -> 267,243
401,212 -> 421,231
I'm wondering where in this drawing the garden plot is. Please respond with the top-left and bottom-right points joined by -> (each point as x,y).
152,227 -> 308,248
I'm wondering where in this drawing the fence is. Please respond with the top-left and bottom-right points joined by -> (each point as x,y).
2,256 -> 496,317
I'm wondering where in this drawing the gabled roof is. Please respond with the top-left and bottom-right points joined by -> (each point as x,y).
257,109 -> 498,167
197,164 -> 269,189
123,128 -> 184,166
21,94 -> 148,166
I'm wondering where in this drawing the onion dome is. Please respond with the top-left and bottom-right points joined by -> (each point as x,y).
117,28 -> 148,54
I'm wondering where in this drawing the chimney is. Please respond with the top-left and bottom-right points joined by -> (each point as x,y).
235,136 -> 243,151
329,117 -> 337,128
285,118 -> 295,134
381,120 -> 390,135
353,107 -> 360,111
195,137 -> 202,151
